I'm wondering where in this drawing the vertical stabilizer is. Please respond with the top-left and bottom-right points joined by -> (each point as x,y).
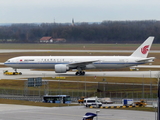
130,36 -> 154,58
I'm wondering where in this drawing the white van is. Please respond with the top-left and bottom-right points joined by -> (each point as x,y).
84,97 -> 102,108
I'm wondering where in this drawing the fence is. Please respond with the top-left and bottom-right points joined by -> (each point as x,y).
0,80 -> 158,104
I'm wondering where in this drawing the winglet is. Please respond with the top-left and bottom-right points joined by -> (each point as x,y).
130,36 -> 154,58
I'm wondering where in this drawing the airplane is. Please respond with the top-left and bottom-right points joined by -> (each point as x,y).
4,36 -> 155,75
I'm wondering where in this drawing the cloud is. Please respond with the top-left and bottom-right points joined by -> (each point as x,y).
0,0 -> 160,23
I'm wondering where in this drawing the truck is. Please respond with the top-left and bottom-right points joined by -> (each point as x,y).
3,70 -> 22,75
83,97 -> 102,108
99,98 -> 114,104
78,96 -> 85,103
134,99 -> 147,107
122,99 -> 134,106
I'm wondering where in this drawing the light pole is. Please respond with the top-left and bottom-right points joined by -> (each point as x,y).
157,71 -> 160,120
84,75 -> 86,97
96,110 -> 100,120
142,75 -> 144,99
150,70 -> 152,98
103,78 -> 106,98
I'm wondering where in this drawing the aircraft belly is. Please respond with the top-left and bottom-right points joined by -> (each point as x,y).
93,63 -> 135,69
8,63 -> 54,69
94,64 -> 121,69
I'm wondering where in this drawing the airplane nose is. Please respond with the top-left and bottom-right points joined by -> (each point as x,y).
4,60 -> 10,65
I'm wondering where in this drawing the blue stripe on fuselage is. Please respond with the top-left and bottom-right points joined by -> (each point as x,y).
4,62 -> 144,65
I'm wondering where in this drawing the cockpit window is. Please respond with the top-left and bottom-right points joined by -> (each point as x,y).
7,60 -> 10,62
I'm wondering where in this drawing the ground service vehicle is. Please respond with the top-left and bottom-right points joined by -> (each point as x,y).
3,70 -> 22,75
78,96 -> 85,103
122,99 -> 134,106
43,95 -> 71,104
100,98 -> 114,104
134,99 -> 147,107
84,97 -> 102,108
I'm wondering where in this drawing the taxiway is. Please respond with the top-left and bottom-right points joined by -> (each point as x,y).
0,67 -> 159,80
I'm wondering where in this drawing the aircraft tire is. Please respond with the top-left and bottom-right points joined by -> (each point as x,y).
80,71 -> 85,75
75,72 -> 79,75
82,71 -> 85,75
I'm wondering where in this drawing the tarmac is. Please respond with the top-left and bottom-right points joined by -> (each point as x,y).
0,104 -> 156,120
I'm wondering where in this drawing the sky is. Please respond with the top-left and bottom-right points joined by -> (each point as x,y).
0,0 -> 160,23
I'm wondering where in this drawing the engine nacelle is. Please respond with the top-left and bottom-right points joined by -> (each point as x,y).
55,64 -> 69,73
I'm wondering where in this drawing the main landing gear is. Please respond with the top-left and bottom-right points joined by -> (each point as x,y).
75,71 -> 85,76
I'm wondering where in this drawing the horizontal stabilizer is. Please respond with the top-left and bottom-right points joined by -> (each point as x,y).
132,65 -> 160,69
136,57 -> 155,62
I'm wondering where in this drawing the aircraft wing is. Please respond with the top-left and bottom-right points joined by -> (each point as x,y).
68,60 -> 99,67
136,57 -> 155,62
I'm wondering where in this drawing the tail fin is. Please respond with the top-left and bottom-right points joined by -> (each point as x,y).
130,36 -> 154,58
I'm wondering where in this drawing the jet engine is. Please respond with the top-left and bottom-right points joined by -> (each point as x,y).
55,64 -> 69,73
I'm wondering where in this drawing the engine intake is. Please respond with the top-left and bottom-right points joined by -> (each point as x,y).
55,64 -> 69,73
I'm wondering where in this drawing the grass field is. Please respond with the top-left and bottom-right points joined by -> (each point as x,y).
0,76 -> 158,98
0,43 -> 159,50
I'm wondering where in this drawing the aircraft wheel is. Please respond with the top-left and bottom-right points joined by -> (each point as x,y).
75,72 -> 79,75
83,71 -> 85,75
80,71 -> 85,75
82,71 -> 85,75
79,71 -> 82,75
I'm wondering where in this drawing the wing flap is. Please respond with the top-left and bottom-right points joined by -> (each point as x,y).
68,60 -> 99,67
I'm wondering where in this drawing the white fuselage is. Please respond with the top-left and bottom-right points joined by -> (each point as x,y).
4,56 -> 145,70
3,36 -> 155,75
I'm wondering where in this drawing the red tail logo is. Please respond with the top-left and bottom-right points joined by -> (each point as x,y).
141,45 -> 149,54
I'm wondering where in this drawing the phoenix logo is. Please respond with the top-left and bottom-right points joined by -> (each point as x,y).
141,45 -> 149,54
